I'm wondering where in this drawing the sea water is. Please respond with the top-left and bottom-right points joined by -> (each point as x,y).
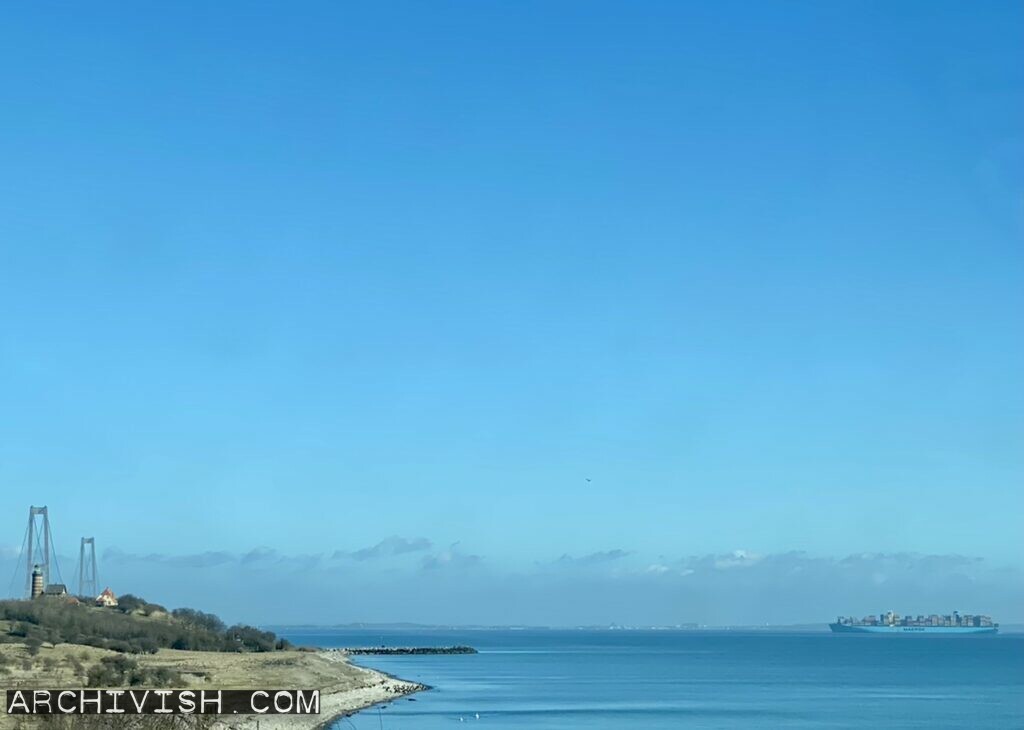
276,629 -> 1024,729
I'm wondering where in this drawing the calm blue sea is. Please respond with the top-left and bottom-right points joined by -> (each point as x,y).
276,629 -> 1024,729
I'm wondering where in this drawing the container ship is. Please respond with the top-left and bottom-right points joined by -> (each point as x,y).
830,610 -> 998,634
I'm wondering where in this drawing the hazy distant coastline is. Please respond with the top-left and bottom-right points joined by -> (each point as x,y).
270,622 -> 829,632
270,622 -> 1024,634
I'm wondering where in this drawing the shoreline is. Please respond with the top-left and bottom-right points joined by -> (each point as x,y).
313,650 -> 429,729
208,651 -> 428,730
0,642 -> 427,730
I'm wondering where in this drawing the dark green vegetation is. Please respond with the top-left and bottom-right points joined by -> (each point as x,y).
84,654 -> 182,688
0,596 -> 291,655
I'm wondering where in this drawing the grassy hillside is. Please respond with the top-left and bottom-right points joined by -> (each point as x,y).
0,597 -> 425,729
0,596 -> 290,655
0,642 -> 421,730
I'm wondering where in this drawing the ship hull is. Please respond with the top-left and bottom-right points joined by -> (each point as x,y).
829,623 -> 998,635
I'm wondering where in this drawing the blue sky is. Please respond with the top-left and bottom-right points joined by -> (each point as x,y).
1,1 -> 1022,624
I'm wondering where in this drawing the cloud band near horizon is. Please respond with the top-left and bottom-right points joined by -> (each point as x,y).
3,539 -> 1017,628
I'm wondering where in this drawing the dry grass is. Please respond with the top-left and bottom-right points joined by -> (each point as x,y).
0,643 -> 417,730
0,643 -> 110,688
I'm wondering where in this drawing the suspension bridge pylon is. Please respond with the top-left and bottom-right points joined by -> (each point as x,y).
79,537 -> 98,599
25,506 -> 53,598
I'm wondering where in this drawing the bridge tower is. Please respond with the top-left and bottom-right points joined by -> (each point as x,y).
78,537 -> 98,599
25,506 -> 52,597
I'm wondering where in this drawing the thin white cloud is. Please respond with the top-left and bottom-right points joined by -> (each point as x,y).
420,543 -> 482,571
555,549 -> 632,566
333,536 -> 433,561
